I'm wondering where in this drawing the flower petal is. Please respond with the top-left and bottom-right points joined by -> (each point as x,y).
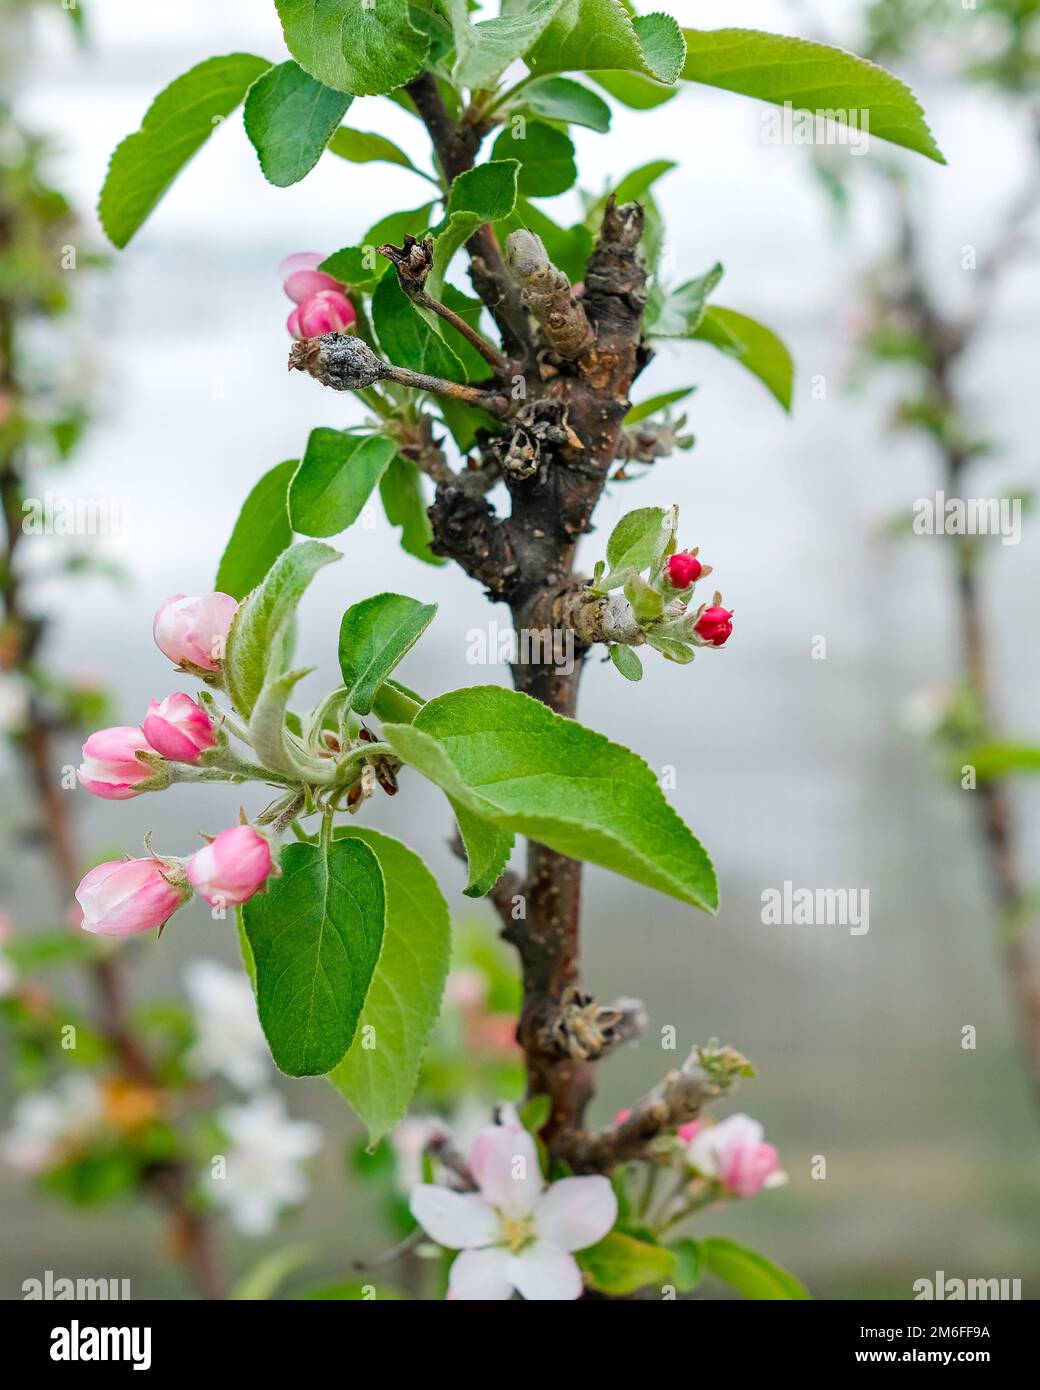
509,1242 -> 584,1301
534,1175 -> 618,1252
468,1121 -> 542,1217
447,1246 -> 514,1300
409,1185 -> 498,1250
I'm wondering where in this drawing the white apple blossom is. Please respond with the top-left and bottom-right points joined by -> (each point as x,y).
1,1074 -> 104,1173
183,959 -> 269,1091
210,1092 -> 322,1236
410,1105 -> 617,1300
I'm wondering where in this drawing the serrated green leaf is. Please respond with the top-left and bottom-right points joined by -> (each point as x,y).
590,68 -> 678,109
519,76 -> 612,131
99,53 -> 271,247
430,160 -> 519,294
216,459 -> 295,601
452,797 -> 515,899
446,0 -> 566,91
492,120 -> 576,197
242,838 -> 385,1077
681,28 -> 944,164
624,387 -> 695,425
608,643 -> 643,681
523,2 -> 686,84
383,685 -> 717,911
577,1231 -> 677,1294
646,262 -> 724,338
329,829 -> 451,1143
318,245 -> 382,290
701,1237 -> 810,1300
289,430 -> 396,538
592,505 -> 667,591
327,125 -> 420,174
225,540 -> 340,718
275,0 -> 430,96
338,592 -> 437,716
692,305 -> 794,412
243,60 -> 351,187
379,455 -> 444,566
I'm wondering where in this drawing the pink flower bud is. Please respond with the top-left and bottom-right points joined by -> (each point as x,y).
289,289 -> 356,340
143,692 -> 216,763
677,1120 -> 701,1144
667,552 -> 702,588
186,826 -> 272,908
153,593 -> 238,673
686,1114 -> 786,1198
76,857 -> 190,937
77,726 -> 157,800
278,252 -> 341,301
694,605 -> 734,647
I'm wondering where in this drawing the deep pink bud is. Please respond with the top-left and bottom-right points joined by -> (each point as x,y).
143,693 -> 216,763
153,593 -> 238,672
677,1120 -> 701,1144
694,605 -> 734,647
667,552 -> 702,588
76,857 -> 190,937
186,826 -> 272,908
77,726 -> 156,800
289,289 -> 356,339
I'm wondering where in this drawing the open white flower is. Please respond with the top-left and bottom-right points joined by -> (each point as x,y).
410,1106 -> 617,1300
1,1075 -> 104,1173
211,1092 -> 322,1236
183,959 -> 269,1091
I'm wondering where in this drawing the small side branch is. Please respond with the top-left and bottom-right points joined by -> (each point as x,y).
379,236 -> 506,372
559,1043 -> 752,1173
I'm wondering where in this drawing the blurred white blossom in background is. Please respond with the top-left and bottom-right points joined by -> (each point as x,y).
183,958 -> 269,1091
211,1092 -> 322,1236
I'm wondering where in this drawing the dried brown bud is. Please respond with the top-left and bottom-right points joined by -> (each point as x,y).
288,333 -> 389,391
378,234 -> 434,296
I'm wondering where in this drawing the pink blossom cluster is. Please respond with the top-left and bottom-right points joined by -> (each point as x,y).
73,593 -> 273,937
280,252 -> 355,340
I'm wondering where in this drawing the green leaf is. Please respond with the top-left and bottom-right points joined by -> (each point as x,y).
372,269 -> 466,383
494,198 -> 593,284
624,387 -> 695,425
608,643 -> 643,681
379,455 -> 444,566
384,685 -> 718,912
519,1093 -> 552,1135
962,742 -> 1040,779
243,60 -> 351,187
318,245 -> 382,290
519,76 -> 611,132
430,160 -> 520,293
577,1232 -> 677,1294
329,829 -> 451,1143
99,53 -> 271,248
215,460 -> 295,600
225,540 -> 340,718
624,572 -> 664,623
491,120 -> 576,197
692,305 -> 794,412
590,69 -> 678,109
681,28 -> 945,164
700,1237 -> 810,1301
592,504 -> 667,591
446,0 -> 566,91
646,263 -> 724,338
452,798 -> 515,899
327,125 -> 421,174
338,592 -> 437,716
289,430 -> 396,538
583,160 -> 675,236
275,0 -> 430,97
242,838 -> 385,1077
523,2 -> 686,84
668,1237 -> 703,1293
644,630 -> 694,664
